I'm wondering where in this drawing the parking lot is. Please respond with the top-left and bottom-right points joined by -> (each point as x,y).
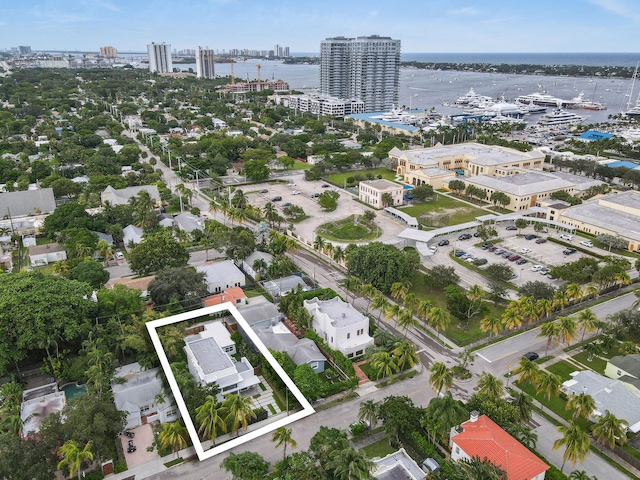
434,227 -> 596,288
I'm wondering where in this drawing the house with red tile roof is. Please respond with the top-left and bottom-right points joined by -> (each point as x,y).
450,412 -> 549,480
202,287 -> 246,307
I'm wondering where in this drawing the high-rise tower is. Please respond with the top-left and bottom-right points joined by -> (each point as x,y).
196,46 -> 215,79
147,42 -> 172,74
320,35 -> 400,113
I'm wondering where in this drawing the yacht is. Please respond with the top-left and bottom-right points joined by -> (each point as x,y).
537,108 -> 586,127
516,101 -> 547,115
450,88 -> 493,107
515,92 -> 568,107
376,105 -> 421,125
569,92 -> 607,110
626,103 -> 640,118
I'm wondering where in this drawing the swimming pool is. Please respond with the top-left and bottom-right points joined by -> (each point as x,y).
60,383 -> 87,400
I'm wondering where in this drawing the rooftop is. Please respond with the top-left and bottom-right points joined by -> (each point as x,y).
186,336 -> 234,375
360,179 -> 403,191
560,202 -> 640,242
453,414 -> 549,480
608,354 -> 640,378
467,171 -> 574,196
28,242 -> 65,256
0,188 -> 56,217
305,296 -> 367,328
373,448 -> 425,480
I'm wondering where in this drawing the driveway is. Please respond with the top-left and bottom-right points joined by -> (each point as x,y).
121,423 -> 160,468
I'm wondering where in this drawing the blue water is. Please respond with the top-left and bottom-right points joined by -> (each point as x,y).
61,383 -> 87,400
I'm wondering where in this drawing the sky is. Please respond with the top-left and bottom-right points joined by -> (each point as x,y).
2,0 -> 640,54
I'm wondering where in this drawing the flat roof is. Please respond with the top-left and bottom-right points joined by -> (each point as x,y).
361,179 -> 403,190
467,172 -> 574,196
305,296 -> 366,328
186,336 -> 233,374
560,203 -> 640,242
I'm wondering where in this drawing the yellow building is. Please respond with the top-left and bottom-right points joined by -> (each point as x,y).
553,191 -> 640,251
389,142 -> 545,186
605,355 -> 640,394
359,179 -> 403,208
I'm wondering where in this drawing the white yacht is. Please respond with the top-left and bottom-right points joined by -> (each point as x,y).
375,105 -> 421,125
537,108 -> 586,127
569,92 -> 607,110
450,88 -> 493,107
516,101 -> 548,115
515,92 -> 567,107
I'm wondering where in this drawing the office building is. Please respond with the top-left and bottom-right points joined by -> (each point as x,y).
100,46 -> 117,58
147,42 -> 172,73
18,46 -> 31,55
320,35 -> 401,113
195,46 -> 215,79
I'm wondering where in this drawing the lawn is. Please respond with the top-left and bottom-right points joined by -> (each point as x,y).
518,381 -> 591,430
361,439 -> 396,459
290,160 -> 313,170
546,360 -> 580,381
399,194 -> 487,228
325,168 -> 397,187
317,215 -> 381,242
572,351 -> 607,374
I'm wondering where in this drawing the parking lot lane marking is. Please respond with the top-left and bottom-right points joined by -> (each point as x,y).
476,353 -> 492,363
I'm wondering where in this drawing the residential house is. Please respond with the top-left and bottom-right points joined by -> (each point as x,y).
304,296 -> 373,358
242,251 -> 274,279
184,321 -> 259,400
605,354 -> 640,394
372,448 -> 426,480
562,370 -> 640,432
20,384 -> 66,436
29,243 -> 66,267
123,224 -> 144,247
101,185 -> 161,207
450,412 -> 549,480
158,213 -> 175,228
112,362 -> 180,429
254,323 -> 326,372
197,260 -> 245,294
237,299 -> 282,328
262,274 -> 308,300
202,287 -> 246,307
0,188 -> 56,218
358,179 -> 403,208
175,212 -> 203,233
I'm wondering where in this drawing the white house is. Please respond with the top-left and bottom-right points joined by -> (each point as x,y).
111,362 -> 180,429
101,185 -> 161,206
372,448 -> 425,480
28,243 -> 67,267
123,224 -> 144,247
242,251 -> 274,279
197,260 -> 246,294
254,323 -> 326,372
359,179 -> 404,208
304,296 -> 373,358
184,321 -> 259,400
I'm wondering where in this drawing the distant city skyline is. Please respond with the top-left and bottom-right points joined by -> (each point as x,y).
2,0 -> 640,54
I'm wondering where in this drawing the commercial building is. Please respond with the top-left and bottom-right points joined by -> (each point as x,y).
320,35 -> 400,113
225,81 -> 289,93
390,143 -> 545,184
18,46 -> 31,55
100,46 -> 117,58
275,94 -> 364,117
147,42 -> 172,73
195,46 -> 215,79
551,191 -> 640,251
359,179 -> 404,208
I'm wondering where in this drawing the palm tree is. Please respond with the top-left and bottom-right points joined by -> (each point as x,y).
371,293 -> 390,326
358,400 -> 379,433
370,351 -> 397,380
313,234 -> 325,252
557,316 -> 578,346
252,258 -> 268,280
96,239 -> 113,266
585,283 -> 600,300
620,340 -> 638,355
158,420 -> 189,459
569,470 -> 596,480
359,284 -> 376,315
600,334 -> 617,354
536,371 -> 562,405
57,440 -> 93,480
537,298 -> 553,319
390,281 -> 410,303
428,307 -> 451,339
553,421 -> 591,472
271,427 -> 298,460
584,342 -> 603,362
328,446 -> 374,480
393,340 -> 419,371
195,395 -> 227,445
396,309 -> 418,338
384,303 -> 401,323
477,372 -> 504,398
514,357 -> 540,388
403,292 -> 419,313
538,321 -> 560,357
480,314 -> 503,338
221,393 -> 256,436
458,349 -> 475,370
614,271 -> 631,289
565,283 -> 584,305
578,309 -> 599,342
566,392 -> 596,421
501,305 -> 522,331
416,299 -> 433,324
519,296 -> 541,325
511,392 -> 534,422
553,290 -> 570,312
333,245 -> 345,265
429,361 -> 453,395
421,391 -> 468,443
591,410 -> 629,449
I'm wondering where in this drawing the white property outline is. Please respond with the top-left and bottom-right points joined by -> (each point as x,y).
146,302 -> 315,461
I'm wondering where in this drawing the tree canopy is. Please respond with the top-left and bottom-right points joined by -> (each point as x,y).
346,242 -> 411,293
128,229 -> 189,275
148,267 -> 208,310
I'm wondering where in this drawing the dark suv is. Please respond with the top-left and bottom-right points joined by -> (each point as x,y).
523,352 -> 539,361
458,233 -> 472,240
271,196 -> 282,202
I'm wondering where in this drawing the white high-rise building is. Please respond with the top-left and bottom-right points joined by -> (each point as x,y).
147,42 -> 172,74
196,46 -> 215,79
320,35 -> 401,113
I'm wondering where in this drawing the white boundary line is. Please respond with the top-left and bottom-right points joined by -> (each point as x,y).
146,302 -> 315,461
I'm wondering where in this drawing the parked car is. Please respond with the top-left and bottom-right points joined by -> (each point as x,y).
535,238 -> 548,244
482,243 -> 493,249
321,184 -> 330,188
429,245 -> 438,254
506,225 -> 518,231
523,352 -> 539,361
473,258 -> 488,266
271,196 -> 282,202
508,254 -> 521,261
421,458 -> 441,473
287,183 -> 296,187
454,250 -> 467,257
501,251 -> 512,258
292,190 -> 301,195
524,234 -> 537,240
579,240 -> 593,248
516,258 -> 528,265
458,233 -> 472,240
560,234 -> 574,241
538,267 -> 549,275
114,250 -> 124,260
563,247 -> 577,255
259,189 -> 269,194
473,232 -> 480,237
461,254 -> 474,260
488,245 -> 498,252
521,247 -> 532,254
311,193 -> 320,198
282,202 -> 292,207
494,249 -> 505,255
531,264 -> 543,272
438,239 -> 450,246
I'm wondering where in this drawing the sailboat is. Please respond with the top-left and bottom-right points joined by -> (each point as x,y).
624,62 -> 640,118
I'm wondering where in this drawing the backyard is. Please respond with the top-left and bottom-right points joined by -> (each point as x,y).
325,168 -> 397,187
399,194 -> 487,228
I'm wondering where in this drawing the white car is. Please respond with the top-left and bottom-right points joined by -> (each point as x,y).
579,240 -> 593,248
114,251 -> 124,260
531,264 -> 543,272
559,234 -> 574,241
521,248 -> 532,254
429,245 -> 438,254
292,190 -> 301,195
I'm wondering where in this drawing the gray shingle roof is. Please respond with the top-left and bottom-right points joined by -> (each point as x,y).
609,355 -> 640,378
0,188 -> 55,217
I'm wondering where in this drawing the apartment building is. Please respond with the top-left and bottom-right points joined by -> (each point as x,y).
147,42 -> 172,73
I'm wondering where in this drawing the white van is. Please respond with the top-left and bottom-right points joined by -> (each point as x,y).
559,234 -> 574,241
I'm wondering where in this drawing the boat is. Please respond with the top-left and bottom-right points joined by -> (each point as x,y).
375,105 -> 422,125
451,88 -> 493,107
516,100 -> 547,114
569,91 -> 607,110
624,62 -> 640,118
515,92 -> 570,108
537,108 -> 586,127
